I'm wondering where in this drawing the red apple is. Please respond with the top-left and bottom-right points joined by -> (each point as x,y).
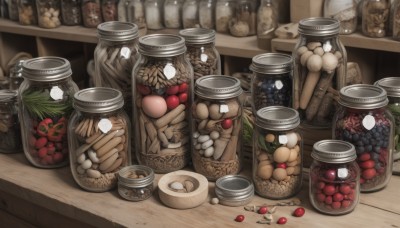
166,95 -> 180,110
166,85 -> 179,95
221,118 -> 232,129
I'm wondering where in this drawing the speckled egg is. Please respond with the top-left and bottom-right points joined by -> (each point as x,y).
285,132 -> 298,149
273,146 -> 291,163
142,95 -> 168,118
257,164 -> 273,180
272,168 -> 287,181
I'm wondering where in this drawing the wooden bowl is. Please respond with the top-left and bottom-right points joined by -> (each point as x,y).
158,170 -> 208,209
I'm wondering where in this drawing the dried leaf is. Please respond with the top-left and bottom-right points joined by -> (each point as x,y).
268,206 -> 277,214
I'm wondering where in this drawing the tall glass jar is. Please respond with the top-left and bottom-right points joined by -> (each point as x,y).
133,34 -> 193,173
8,0 -> 19,21
144,0 -> 163,29
101,0 -> 118,21
374,77 -> 400,175
93,21 -> 139,118
310,140 -> 360,215
192,75 -> 243,181
182,0 -> 199,28
324,0 -> 358,34
81,0 -> 102,28
0,90 -> 22,154
199,0 -> 215,29
257,0 -> 277,50
362,0 -> 390,37
127,0 -> 146,28
333,84 -> 394,192
163,0 -> 182,29
117,0 -> 130,22
36,0 -> 62,29
179,28 -> 221,81
250,53 -> 292,112
68,88 -> 131,192
253,106 -> 302,199
18,57 -> 78,168
229,0 -> 257,37
61,0 -> 82,25
292,17 -> 347,128
215,0 -> 235,33
393,0 -> 400,40
18,0 -> 37,25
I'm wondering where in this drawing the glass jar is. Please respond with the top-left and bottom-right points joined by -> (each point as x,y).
252,106 -> 302,199
192,75 -> 243,181
0,90 -> 22,154
324,0 -> 358,34
9,59 -> 25,91
182,0 -> 199,28
362,0 -> 390,37
179,28 -> 221,81
333,84 -> 394,192
144,0 -> 163,29
133,34 -> 193,173
374,77 -> 400,175
215,175 -> 254,206
310,140 -> 360,215
8,0 -> 19,21
18,0 -> 37,25
36,0 -> 62,29
127,0 -> 146,28
117,0 -> 129,22
19,57 -> 78,168
81,0 -> 102,28
118,165 -> 154,201
68,88 -> 131,192
229,0 -> 256,37
101,0 -> 117,21
250,53 -> 292,112
393,0 -> 400,40
164,0 -> 182,29
94,21 -> 139,118
199,0 -> 215,29
292,17 -> 347,128
257,0 -> 277,41
61,0 -> 82,25
215,0 -> 235,33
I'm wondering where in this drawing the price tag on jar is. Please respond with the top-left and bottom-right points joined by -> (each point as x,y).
362,115 -> 376,130
98,118 -> 112,133
200,54 -> 208,62
50,86 -> 63,100
163,63 -> 176,80
220,104 -> 229,113
120,47 -> 131,59
279,135 -> 288,144
337,168 -> 349,179
275,80 -> 283,90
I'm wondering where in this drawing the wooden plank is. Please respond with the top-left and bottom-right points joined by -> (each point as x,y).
0,209 -> 36,228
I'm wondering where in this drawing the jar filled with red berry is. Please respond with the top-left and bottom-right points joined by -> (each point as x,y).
310,140 -> 360,215
333,84 -> 394,192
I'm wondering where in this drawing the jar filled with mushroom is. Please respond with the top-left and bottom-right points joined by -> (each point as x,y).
361,0 -> 390,38
36,0 -> 62,28
17,0 -> 37,25
292,17 -> 347,128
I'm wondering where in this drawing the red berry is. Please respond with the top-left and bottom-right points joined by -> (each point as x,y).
360,177 -> 365,184
235,215 -> 245,222
166,95 -> 180,110
221,119 -> 232,129
137,84 -> 151,95
166,85 -> 179,95
43,155 -> 54,165
324,196 -> 333,204
38,147 -> 48,158
323,184 -> 336,196
362,168 -> 377,180
359,153 -> 371,161
178,82 -> 188,92
293,207 -> 305,217
339,184 -> 351,195
258,206 -> 268,214
317,181 -> 325,190
341,200 -> 352,208
316,193 -> 326,202
359,160 -> 375,169
35,137 -> 48,149
276,163 -> 287,169
324,169 -> 336,181
178,92 -> 188,103
332,201 -> 341,209
333,192 -> 344,202
277,217 -> 287,224
53,153 -> 64,163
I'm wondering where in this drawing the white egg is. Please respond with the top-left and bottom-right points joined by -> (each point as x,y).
286,132 -> 298,149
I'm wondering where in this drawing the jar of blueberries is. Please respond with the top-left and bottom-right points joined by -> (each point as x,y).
333,84 -> 394,192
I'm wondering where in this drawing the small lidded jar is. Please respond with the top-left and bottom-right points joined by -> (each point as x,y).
68,87 -> 131,192
118,165 -> 154,201
0,90 -> 22,154
61,0 -> 82,25
17,0 -> 37,25
324,0 -> 358,34
215,0 -> 236,33
126,0 -> 146,29
36,0 -> 62,28
215,175 -> 254,207
192,76 -> 243,181
250,53 -> 292,112
361,0 -> 390,38
163,0 -> 183,29
144,0 -> 163,29
179,28 -> 221,81
333,84 -> 394,192
101,0 -> 118,21
199,0 -> 215,29
252,106 -> 302,199
182,0 -> 199,28
310,140 -> 360,215
81,0 -> 103,28
229,0 -> 257,37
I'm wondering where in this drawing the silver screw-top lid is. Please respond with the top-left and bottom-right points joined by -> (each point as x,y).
179,28 -> 216,44
312,140 -> 357,163
255,106 -> 300,131
215,175 -> 254,203
374,77 -> 400,98
97,21 -> 139,41
138,34 -> 186,57
298,17 -> 340,36
118,165 -> 155,188
195,75 -> 243,99
339,84 -> 388,109
22,57 -> 72,82
73,87 -> 124,113
250,53 -> 293,74
0,90 -> 17,102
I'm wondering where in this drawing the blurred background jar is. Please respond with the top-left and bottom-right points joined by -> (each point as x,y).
393,0 -> 400,40
8,0 -> 19,21
61,0 -> 82,25
0,90 -> 22,154
362,0 -> 390,37
324,0 -> 358,35
81,0 -> 102,28
8,59 -> 25,91
257,0 -> 277,50
127,0 -> 146,28
144,0 -> 163,29
229,0 -> 256,37
101,0 -> 118,21
163,0 -> 182,29
199,0 -> 215,29
36,0 -> 62,29
182,0 -> 199,28
215,0 -> 235,33
18,0 -> 37,25
117,0 -> 130,22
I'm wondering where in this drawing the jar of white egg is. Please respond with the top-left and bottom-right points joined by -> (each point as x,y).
36,0 -> 62,28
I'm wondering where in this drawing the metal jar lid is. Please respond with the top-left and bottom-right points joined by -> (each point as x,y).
312,140 -> 357,163
97,21 -> 139,41
22,57 -> 72,82
215,175 -> 254,206
255,106 -> 300,131
339,84 -> 388,109
0,90 -> 17,102
118,165 -> 155,188
195,75 -> 243,99
250,53 -> 293,74
298,17 -> 340,36
374,77 -> 400,98
138,34 -> 186,57
73,87 -> 124,113
179,28 -> 216,44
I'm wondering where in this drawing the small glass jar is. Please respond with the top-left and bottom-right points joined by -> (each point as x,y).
36,0 -> 62,29
133,34 -> 193,173
292,18 -> 347,128
9,60 -> 25,91
19,57 -> 78,168
393,0 -> 400,40
117,0 -> 129,22
192,76 -> 243,181
250,53 -> 292,112
324,0 -> 358,34
333,84 -> 394,192
229,0 -> 256,37
179,28 -> 221,81
164,0 -> 182,29
0,90 -> 22,154
68,88 -> 131,192
18,0 -> 37,25
81,0 -> 102,28
127,0 -> 146,28
310,140 -> 360,215
144,0 -> 163,29
118,165 -> 154,201
61,0 -> 82,25
182,0 -> 199,28
101,0 -> 118,21
257,0 -> 278,44
215,175 -> 254,206
8,0 -> 19,21
374,77 -> 400,175
362,0 -> 390,37
215,0 -> 235,33
252,106 -> 302,199
199,0 -> 215,29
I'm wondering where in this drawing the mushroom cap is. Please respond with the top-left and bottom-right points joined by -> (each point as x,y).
322,52 -> 339,73
306,54 -> 323,72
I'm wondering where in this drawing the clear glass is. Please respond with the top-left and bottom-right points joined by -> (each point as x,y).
163,0 -> 182,28
0,93 -> 22,154
333,107 -> 394,192
117,165 -> 154,201
101,0 -> 118,21
127,0 -> 146,28
393,0 -> 400,40
8,0 -> 19,21
257,0 -> 277,49
144,0 -> 163,29
199,0 -> 215,29
324,0 -> 358,34
215,0 -> 235,33
387,96 -> 400,174
36,0 -> 62,28
362,0 -> 390,37
182,0 -> 199,28
117,0 -> 130,22
186,42 -> 221,81
81,0 -> 102,28
18,0 -> 37,25
229,0 -> 256,37
61,0 -> 82,25
253,127 -> 303,199
309,160 -> 360,215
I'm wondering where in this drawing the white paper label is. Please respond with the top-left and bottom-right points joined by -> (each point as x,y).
50,86 -> 63,100
200,53 -> 208,62
120,47 -> 131,59
275,80 -> 283,90
279,135 -> 288,144
338,168 -> 349,178
163,63 -> 176,80
98,118 -> 112,134
362,115 -> 376,130
323,41 -> 332,52
220,104 -> 229,113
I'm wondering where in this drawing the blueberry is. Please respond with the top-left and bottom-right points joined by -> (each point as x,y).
366,133 -> 372,139
372,153 -> 380,160
362,137 -> 369,145
382,141 -> 388,148
375,162 -> 381,170
261,83 -> 268,90
373,132 -> 380,138
356,146 -> 365,154
366,145 -> 373,152
352,133 -> 359,142
370,139 -> 376,146
374,146 -> 381,153
356,140 -> 364,146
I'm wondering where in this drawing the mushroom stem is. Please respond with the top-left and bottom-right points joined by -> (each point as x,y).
299,71 -> 321,109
